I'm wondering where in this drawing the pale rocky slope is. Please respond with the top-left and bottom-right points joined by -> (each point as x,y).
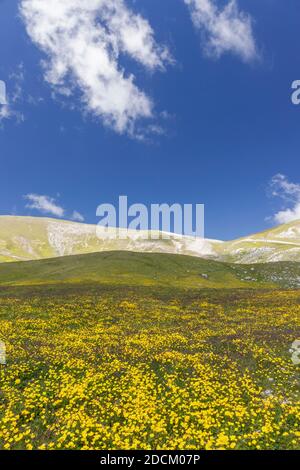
1,215 -> 300,264
0,216 -> 218,263
218,220 -> 300,263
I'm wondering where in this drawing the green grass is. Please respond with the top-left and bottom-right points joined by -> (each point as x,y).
0,251 -> 300,449
0,250 -> 300,289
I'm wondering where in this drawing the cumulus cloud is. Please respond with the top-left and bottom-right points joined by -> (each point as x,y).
71,210 -> 85,222
20,0 -> 171,136
269,174 -> 300,224
184,0 -> 257,62
24,194 -> 65,217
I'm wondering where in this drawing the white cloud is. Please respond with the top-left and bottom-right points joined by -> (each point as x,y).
274,205 -> 300,225
24,194 -> 65,217
184,0 -> 257,62
0,105 -> 12,123
71,210 -> 85,222
0,65 -> 26,125
20,0 -> 171,136
269,174 -> 300,224
0,103 -> 24,125
9,63 -> 25,104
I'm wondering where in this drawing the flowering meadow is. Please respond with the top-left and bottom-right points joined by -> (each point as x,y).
0,284 -> 299,450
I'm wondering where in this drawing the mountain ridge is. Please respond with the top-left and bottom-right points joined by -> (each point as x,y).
1,215 -> 300,264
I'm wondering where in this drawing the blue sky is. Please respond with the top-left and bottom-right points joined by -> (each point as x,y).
0,0 -> 300,240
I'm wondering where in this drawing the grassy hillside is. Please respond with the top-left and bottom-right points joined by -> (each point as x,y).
1,222 -> 300,451
2,215 -> 300,264
0,250 -> 300,288
0,216 -> 217,263
219,219 -> 300,263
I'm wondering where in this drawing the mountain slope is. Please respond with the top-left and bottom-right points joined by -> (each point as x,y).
0,251 -> 300,289
0,216 -> 220,263
1,215 -> 300,264
218,219 -> 300,263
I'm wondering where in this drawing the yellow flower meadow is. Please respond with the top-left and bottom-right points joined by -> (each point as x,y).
0,284 -> 299,450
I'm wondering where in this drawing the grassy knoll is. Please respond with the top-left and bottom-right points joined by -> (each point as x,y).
1,251 -> 300,288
